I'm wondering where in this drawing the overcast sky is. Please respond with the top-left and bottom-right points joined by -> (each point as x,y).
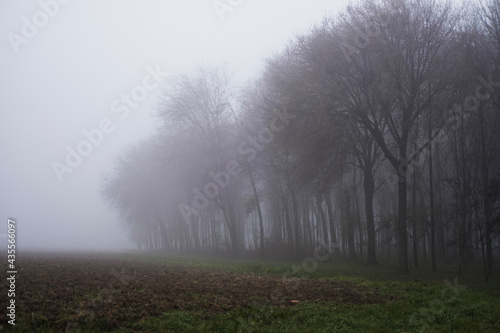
0,0 -> 347,251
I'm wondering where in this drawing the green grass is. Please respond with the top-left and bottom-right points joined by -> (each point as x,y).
112,286 -> 500,332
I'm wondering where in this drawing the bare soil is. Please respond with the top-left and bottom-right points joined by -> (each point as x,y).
1,252 -> 388,330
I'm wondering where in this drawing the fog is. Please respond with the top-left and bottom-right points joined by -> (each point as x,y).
0,0 -> 345,251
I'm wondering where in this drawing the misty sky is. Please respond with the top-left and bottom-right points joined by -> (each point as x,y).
0,0 -> 346,251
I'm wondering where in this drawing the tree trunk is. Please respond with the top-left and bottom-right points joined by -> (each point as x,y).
398,157 -> 409,273
325,191 -> 339,255
429,109 -> 437,273
412,168 -> 419,270
480,106 -> 493,276
363,168 -> 378,265
290,189 -> 301,259
353,173 -> 364,261
435,140 -> 447,264
343,189 -> 357,261
317,195 -> 329,248
249,171 -> 265,260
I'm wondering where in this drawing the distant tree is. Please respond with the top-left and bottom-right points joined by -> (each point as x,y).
156,65 -> 243,254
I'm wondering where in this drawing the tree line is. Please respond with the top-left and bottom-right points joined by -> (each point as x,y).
102,0 -> 500,277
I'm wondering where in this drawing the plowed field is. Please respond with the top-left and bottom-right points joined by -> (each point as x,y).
1,252 -> 388,331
